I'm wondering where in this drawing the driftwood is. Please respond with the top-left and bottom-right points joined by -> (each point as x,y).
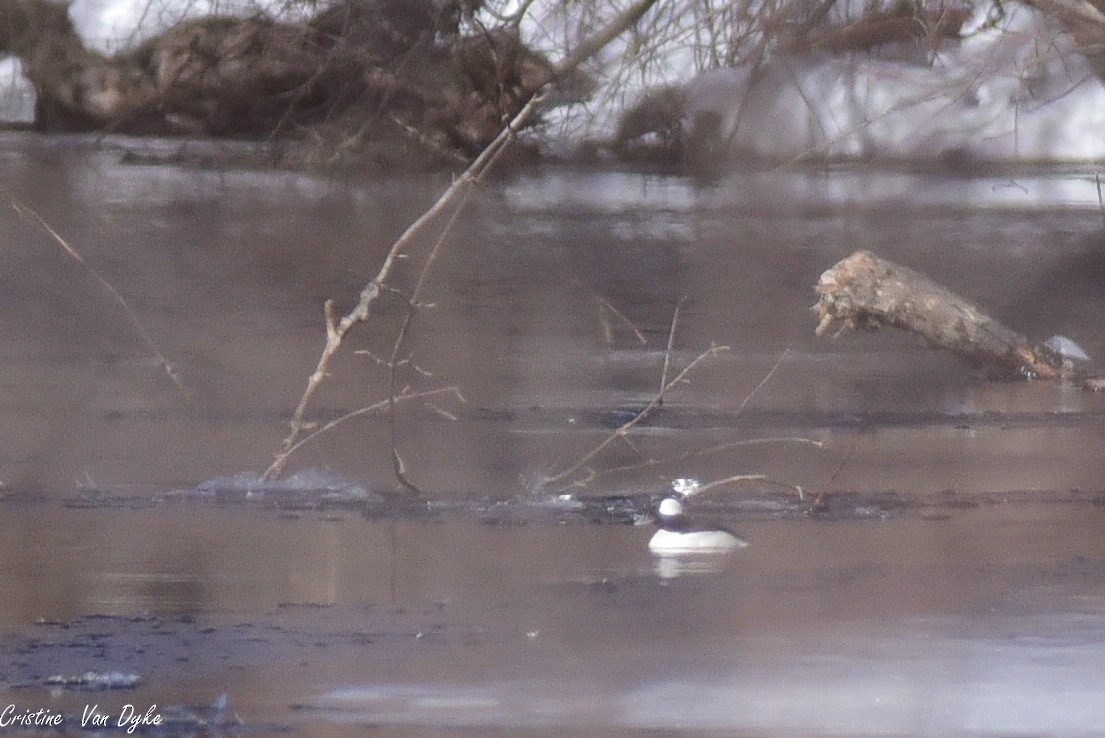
813,250 -> 1067,380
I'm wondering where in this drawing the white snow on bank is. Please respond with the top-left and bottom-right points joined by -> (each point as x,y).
70,0 -> 283,51
0,57 -> 33,122
680,5 -> 1105,163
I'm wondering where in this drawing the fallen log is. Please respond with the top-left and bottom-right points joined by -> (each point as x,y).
813,250 -> 1066,380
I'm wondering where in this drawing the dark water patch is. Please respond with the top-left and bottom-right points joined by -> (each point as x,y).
511,404 -> 1105,432
16,476 -> 1105,526
2,607 -> 474,690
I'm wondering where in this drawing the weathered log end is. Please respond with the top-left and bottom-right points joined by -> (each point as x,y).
813,250 -> 1065,380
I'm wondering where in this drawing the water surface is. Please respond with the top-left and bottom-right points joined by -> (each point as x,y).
1,136 -> 1105,735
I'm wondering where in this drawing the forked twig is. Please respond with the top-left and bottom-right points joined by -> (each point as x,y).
263,386 -> 464,478
540,342 -> 730,488
265,0 -> 662,483
544,345 -> 807,496
265,95 -> 543,482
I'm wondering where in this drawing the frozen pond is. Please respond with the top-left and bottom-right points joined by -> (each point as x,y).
1,133 -> 1105,735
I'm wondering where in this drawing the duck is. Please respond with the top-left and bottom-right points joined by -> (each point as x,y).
647,496 -> 749,554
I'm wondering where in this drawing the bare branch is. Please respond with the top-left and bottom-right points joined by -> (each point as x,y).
265,0 -> 663,482
540,343 -> 730,488
3,188 -> 192,405
265,95 -> 543,482
262,386 -> 465,479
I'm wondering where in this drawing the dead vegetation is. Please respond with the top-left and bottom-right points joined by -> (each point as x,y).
3,0 -> 593,168
261,0 -> 663,488
0,0 -> 821,499
5,0 -> 1105,170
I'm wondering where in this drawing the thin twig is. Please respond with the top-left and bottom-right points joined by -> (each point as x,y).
689,473 -> 766,494
582,436 -> 824,482
695,435 -> 823,454
571,277 -> 648,344
736,348 -> 789,414
659,297 -> 686,402
689,473 -> 806,500
540,343 -> 730,488
264,387 -> 464,478
3,189 -> 192,405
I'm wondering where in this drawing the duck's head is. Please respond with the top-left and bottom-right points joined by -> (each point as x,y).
657,496 -> 685,520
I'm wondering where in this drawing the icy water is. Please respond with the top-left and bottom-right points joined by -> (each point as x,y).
2,134 -> 1105,735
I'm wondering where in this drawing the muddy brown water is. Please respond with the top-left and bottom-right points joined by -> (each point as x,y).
2,134 -> 1105,735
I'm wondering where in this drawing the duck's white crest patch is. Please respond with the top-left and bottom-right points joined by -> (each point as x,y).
658,497 -> 685,517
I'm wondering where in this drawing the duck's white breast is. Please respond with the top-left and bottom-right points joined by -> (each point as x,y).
648,528 -> 748,553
